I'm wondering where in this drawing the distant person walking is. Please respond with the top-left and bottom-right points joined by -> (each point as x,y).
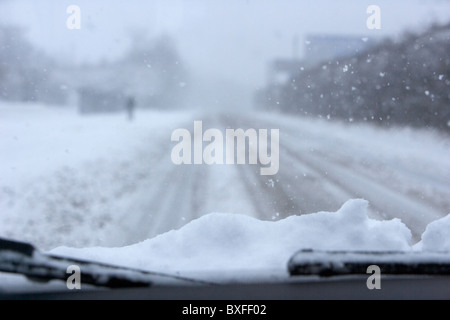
126,96 -> 135,121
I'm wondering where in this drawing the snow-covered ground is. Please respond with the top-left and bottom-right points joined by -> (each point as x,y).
0,102 -> 195,248
1,102 -> 450,284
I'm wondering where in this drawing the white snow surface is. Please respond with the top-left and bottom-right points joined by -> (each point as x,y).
50,199 -> 450,280
1,102 -> 450,283
416,214 -> 450,252
0,102 -> 194,248
52,199 -> 413,273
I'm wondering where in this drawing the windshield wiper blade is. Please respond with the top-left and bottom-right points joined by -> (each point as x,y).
0,238 -> 213,288
288,249 -> 450,277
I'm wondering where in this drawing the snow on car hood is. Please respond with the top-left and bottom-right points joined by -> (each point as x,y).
50,199 -> 450,278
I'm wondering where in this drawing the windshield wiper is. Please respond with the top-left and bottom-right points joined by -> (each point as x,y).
288,249 -> 450,277
0,237 -> 213,289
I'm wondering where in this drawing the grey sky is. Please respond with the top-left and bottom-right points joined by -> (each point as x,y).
1,0 -> 450,89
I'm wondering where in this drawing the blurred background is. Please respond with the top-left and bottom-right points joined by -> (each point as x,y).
0,0 -> 449,119
1,0 -> 450,250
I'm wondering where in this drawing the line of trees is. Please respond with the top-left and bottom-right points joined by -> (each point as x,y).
0,25 -> 66,104
257,23 -> 450,132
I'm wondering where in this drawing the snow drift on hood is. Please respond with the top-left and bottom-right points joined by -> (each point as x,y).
415,213 -> 450,252
50,198 -> 448,276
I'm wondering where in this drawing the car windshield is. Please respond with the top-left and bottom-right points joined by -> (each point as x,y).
0,0 -> 450,287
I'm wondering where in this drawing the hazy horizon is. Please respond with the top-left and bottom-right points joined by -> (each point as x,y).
2,1 -> 450,85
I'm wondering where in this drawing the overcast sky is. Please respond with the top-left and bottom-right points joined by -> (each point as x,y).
1,0 -> 450,90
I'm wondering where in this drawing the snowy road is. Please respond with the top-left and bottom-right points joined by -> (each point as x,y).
180,112 -> 449,242
233,113 -> 449,241
1,104 -> 449,249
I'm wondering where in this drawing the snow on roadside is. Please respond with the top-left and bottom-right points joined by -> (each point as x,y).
0,102 -> 190,187
52,199 -> 414,277
0,102 -> 194,249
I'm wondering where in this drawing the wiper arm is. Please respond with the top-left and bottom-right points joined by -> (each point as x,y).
0,238 -> 213,288
288,249 -> 450,277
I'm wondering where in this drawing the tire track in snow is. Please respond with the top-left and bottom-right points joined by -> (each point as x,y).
124,121 -> 213,244
219,114 -> 303,221
109,117 -> 198,244
291,144 -> 441,240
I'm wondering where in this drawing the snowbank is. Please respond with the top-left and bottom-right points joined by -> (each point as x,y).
52,199 -> 415,276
